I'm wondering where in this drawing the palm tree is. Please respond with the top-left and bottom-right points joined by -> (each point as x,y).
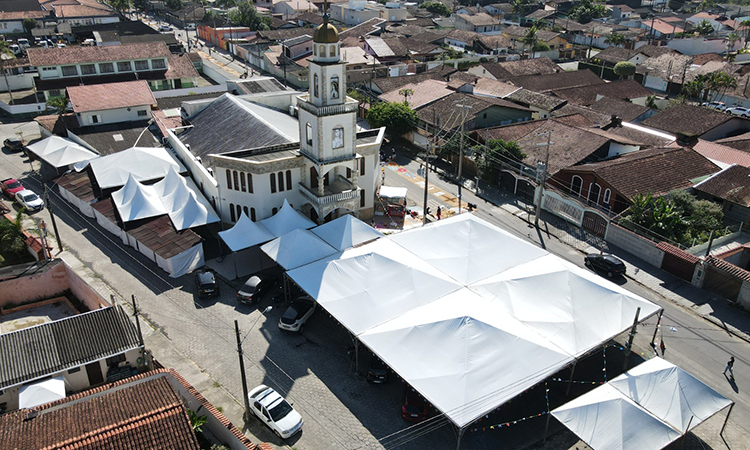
724,32 -> 740,58
741,19 -> 750,48
522,26 -> 538,58
604,33 -> 626,47
694,20 -> 714,36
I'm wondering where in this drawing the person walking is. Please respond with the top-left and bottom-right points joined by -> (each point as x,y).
436,206 -> 441,220
724,356 -> 735,378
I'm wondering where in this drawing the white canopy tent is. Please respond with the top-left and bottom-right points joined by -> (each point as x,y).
552,357 -> 732,450
287,214 -> 661,430
18,376 -> 66,409
260,229 -> 337,271
152,168 -> 220,231
26,136 -> 97,169
311,214 -> 383,251
89,147 -> 185,190
219,212 -> 275,252
261,199 -> 317,237
111,174 -> 168,223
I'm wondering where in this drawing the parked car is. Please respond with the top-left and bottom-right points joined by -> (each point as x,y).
185,23 -> 196,30
1,178 -> 24,198
194,269 -> 220,298
14,189 -> 44,212
701,101 -> 726,111
17,38 -> 30,48
726,106 -> 750,118
401,387 -> 429,422
584,253 -> 626,278
3,137 -> 24,152
366,355 -> 389,384
278,296 -> 316,332
237,273 -> 277,304
247,384 -> 304,439
158,25 -> 173,32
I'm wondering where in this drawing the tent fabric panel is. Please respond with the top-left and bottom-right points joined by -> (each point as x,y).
93,208 -> 128,244
311,214 -> 383,251
260,229 -> 337,271
112,175 -> 168,223
18,376 -> 66,409
156,243 -> 204,278
261,199 -> 316,238
89,147 -> 185,189
218,212 -> 275,251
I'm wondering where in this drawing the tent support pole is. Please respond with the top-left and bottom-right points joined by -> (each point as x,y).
650,310 -> 663,347
543,411 -> 551,443
354,339 -> 360,374
680,416 -> 694,449
456,426 -> 465,450
720,403 -> 734,436
623,307 -> 641,371
566,361 -> 577,397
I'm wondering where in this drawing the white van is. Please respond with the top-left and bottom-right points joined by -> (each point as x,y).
17,38 -> 30,48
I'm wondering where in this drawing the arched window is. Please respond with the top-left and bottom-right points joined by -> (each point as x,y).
229,203 -> 236,222
272,207 -> 278,215
320,45 -> 326,57
240,172 -> 246,192
330,44 -> 336,56
588,183 -> 602,204
270,173 -> 276,193
226,169 -> 232,190
236,204 -> 242,220
243,206 -> 248,217
311,167 -> 319,189
250,207 -> 256,222
570,175 -> 583,197
313,74 -> 319,97
306,122 -> 313,145
603,189 -> 612,207
286,170 -> 292,190
247,173 -> 253,193
277,172 -> 284,192
360,188 -> 365,207
232,171 -> 239,192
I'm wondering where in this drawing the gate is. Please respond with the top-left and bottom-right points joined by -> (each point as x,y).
704,266 -> 742,301
582,211 -> 608,237
499,171 -> 516,193
659,248 -> 697,282
517,179 -> 535,204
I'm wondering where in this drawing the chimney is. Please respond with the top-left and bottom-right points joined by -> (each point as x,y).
610,114 -> 622,127
675,132 -> 698,147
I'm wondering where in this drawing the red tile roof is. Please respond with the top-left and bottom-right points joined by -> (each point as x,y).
27,42 -> 171,67
68,80 -> 156,113
54,3 -> 116,17
0,11 -> 46,20
568,147 -> 720,199
706,255 -> 750,283
656,242 -> 699,264
692,139 -> 750,168
693,164 -> 750,207
641,103 -> 731,137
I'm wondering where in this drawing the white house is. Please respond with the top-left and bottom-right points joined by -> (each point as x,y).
67,80 -> 156,127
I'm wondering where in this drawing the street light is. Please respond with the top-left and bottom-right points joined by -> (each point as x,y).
235,306 -> 273,422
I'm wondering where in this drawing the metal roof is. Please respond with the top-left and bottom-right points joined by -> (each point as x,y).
0,306 -> 141,390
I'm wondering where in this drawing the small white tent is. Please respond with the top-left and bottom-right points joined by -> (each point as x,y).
219,212 -> 275,252
89,147 -> 185,190
261,229 -> 337,270
552,357 -> 733,450
311,214 -> 383,251
26,136 -> 97,169
111,174 -> 167,222
152,168 -> 220,230
18,376 -> 66,409
261,199 -> 316,237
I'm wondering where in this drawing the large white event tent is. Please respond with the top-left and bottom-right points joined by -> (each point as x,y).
287,214 -> 661,432
311,214 -> 383,251
261,199 -> 316,237
219,213 -> 275,252
152,168 -> 220,230
112,174 -> 168,223
89,147 -> 185,190
26,136 -> 97,169
261,228 -> 337,271
552,357 -> 733,450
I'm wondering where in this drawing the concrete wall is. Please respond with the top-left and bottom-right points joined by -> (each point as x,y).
738,280 -> 750,310
0,100 -> 47,116
0,72 -> 36,92
605,224 -> 665,267
79,106 -> 151,126
0,259 -> 108,310
165,128 -> 219,213
152,83 -> 228,99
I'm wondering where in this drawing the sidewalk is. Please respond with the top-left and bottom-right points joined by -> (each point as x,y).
407,150 -> 750,345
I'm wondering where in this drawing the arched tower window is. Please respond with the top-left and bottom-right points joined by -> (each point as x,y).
320,45 -> 326,57
306,122 -> 312,145
313,74 -> 319,97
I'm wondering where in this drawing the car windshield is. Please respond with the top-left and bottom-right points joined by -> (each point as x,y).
7,181 -> 20,189
23,194 -> 37,202
268,399 -> 294,422
198,272 -> 215,285
241,277 -> 260,292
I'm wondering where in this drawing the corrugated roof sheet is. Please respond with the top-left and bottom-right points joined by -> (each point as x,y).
0,306 -> 141,390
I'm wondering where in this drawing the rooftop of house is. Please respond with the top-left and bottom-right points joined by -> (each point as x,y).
0,10 -> 46,20
474,33 -> 513,50
526,8 -> 556,20
588,96 -> 651,122
640,103 -> 732,137
715,131 -> 750,152
551,103 -> 613,127
54,2 -> 116,17
593,46 -> 637,64
457,12 -> 500,26
692,139 -> 750,168
180,93 -> 297,157
416,92 -> 530,129
552,79 -> 651,106
27,41 -> 172,67
372,67 -> 455,93
503,25 -> 560,42
67,80 -> 156,113
694,164 -> 750,206
472,77 -> 520,98
506,88 -> 567,111
446,28 -> 480,43
477,57 -> 561,80
380,79 -> 453,109
0,306 -> 141,390
568,146 -> 720,199
338,17 -> 386,39
71,120 -> 161,155
231,77 -> 288,95
509,68 -> 603,94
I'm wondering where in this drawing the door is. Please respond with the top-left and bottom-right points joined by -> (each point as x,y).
85,361 -> 104,385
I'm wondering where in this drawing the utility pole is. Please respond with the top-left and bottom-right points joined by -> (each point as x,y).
455,103 -> 472,215
43,181 -> 63,253
423,111 -> 438,226
235,320 -> 252,423
534,131 -> 552,228
623,307 -> 642,370
131,295 -> 145,348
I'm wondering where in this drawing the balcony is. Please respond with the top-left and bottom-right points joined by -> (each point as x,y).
297,94 -> 359,117
299,175 -> 360,206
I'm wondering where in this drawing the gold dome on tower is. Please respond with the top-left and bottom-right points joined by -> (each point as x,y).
313,18 -> 338,43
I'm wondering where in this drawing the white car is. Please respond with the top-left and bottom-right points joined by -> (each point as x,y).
185,23 -> 196,30
701,101 -> 726,111
278,296 -> 316,332
158,25 -> 173,32
726,106 -> 750,118
14,189 -> 44,212
247,385 -> 303,439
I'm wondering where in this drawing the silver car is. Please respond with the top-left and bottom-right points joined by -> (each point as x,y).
14,189 -> 44,212
726,106 -> 750,118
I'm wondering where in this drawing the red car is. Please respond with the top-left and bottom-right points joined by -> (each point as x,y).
401,387 -> 429,422
1,178 -> 24,199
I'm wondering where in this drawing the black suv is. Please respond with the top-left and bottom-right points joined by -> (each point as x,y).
584,253 -> 626,278
195,269 -> 220,298
236,274 -> 277,304
4,138 -> 24,152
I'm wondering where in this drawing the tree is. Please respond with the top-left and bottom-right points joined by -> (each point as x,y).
107,0 -> 131,14
667,0 -> 685,11
475,139 -> 526,184
366,101 -> 417,139
0,210 -> 26,261
132,0 -> 148,11
188,410 -> 208,433
568,0 -> 606,24
604,33 -> 626,47
228,2 -> 270,31
694,20 -> 714,36
215,0 -> 237,8
398,88 -> 414,105
521,26 -> 538,57
166,0 -> 182,11
46,96 -> 68,114
613,61 -> 636,79
22,18 -> 38,33
681,79 -> 704,100
419,1 -> 451,16
725,32 -> 740,56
